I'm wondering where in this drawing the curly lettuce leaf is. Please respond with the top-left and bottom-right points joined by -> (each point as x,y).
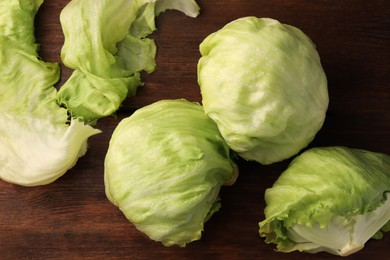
0,0 -> 100,186
57,0 -> 200,124
259,147 -> 390,256
105,99 -> 238,247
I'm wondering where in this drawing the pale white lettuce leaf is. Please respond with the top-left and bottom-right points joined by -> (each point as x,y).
0,0 -> 100,186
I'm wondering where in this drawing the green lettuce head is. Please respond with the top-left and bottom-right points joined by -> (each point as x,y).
259,147 -> 390,256
104,99 -> 238,247
198,17 -> 329,165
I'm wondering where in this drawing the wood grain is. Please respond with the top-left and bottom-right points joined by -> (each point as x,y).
1,0 -> 389,259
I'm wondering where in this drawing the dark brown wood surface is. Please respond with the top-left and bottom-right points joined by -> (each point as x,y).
1,0 -> 389,259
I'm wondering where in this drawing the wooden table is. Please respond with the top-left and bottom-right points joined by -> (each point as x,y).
1,1 -> 389,259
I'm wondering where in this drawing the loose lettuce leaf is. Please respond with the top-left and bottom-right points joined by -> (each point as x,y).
105,99 -> 238,247
57,0 -> 200,124
0,0 -> 100,186
198,17 -> 329,165
259,147 -> 390,256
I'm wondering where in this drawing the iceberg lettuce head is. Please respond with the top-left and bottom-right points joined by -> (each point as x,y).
104,99 -> 238,246
259,147 -> 390,256
198,17 -> 329,165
